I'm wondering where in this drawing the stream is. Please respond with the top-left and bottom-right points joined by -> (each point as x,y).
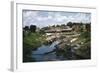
32,40 -> 83,61
32,41 -> 66,61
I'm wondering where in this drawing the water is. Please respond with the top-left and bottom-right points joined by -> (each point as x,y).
32,41 -> 63,61
32,41 -> 60,54
32,41 -> 83,61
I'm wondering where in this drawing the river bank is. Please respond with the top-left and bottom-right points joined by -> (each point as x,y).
23,28 -> 91,62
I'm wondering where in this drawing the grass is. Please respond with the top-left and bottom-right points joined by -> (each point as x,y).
75,31 -> 91,59
23,31 -> 46,62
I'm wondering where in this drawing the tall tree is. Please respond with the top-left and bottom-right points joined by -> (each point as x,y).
30,25 -> 36,32
67,22 -> 73,27
23,26 -> 29,31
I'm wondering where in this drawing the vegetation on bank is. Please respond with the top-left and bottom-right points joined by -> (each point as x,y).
23,25 -> 47,62
75,31 -> 91,59
23,32 -> 47,62
54,24 -> 91,59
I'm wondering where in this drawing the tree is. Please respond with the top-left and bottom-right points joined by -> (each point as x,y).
56,24 -> 60,27
86,24 -> 91,32
52,25 -> 56,27
42,26 -> 50,30
30,25 -> 36,32
23,26 -> 29,31
61,24 -> 66,27
67,22 -> 73,27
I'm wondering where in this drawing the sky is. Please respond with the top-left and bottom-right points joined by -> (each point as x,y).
22,10 -> 91,28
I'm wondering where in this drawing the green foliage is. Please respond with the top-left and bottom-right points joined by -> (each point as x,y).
24,32 -> 46,48
67,22 -> 73,27
76,31 -> 91,59
23,31 -> 46,62
30,25 -> 36,32
76,41 -> 91,59
23,26 -> 29,31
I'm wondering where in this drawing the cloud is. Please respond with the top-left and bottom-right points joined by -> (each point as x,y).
23,10 -> 39,26
36,15 -> 52,21
54,13 -> 67,22
23,10 -> 38,19
23,10 -> 91,28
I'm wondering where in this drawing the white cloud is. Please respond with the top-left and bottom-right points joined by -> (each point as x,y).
36,15 -> 53,21
23,11 -> 39,26
66,13 -> 91,23
47,15 -> 52,19
23,11 -> 38,18
23,10 -> 91,28
54,13 -> 67,22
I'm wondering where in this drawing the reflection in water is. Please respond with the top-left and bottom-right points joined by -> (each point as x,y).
32,41 -> 60,54
32,52 -> 57,61
32,41 -> 82,61
32,41 -> 61,61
